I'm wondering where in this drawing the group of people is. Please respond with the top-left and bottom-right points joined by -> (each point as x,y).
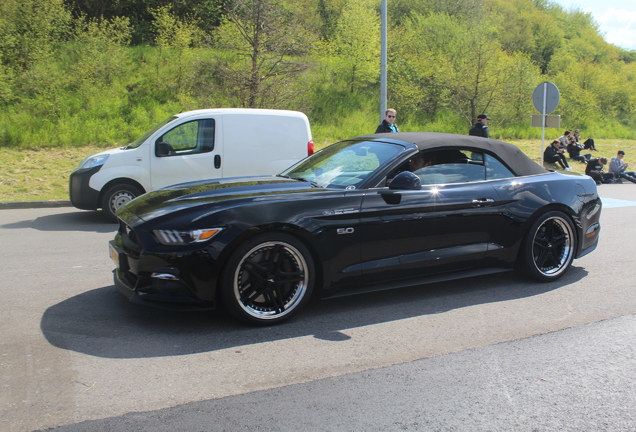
375,109 -> 491,138
375,112 -> 635,186
543,129 -> 597,171
585,151 -> 636,185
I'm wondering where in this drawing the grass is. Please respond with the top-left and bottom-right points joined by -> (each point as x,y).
1,138 -> 635,202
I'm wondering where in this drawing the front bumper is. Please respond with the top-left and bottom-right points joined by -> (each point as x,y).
69,166 -> 102,210
110,240 -> 216,311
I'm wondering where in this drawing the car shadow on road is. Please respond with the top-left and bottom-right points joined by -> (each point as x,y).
1,210 -> 116,233
40,266 -> 588,359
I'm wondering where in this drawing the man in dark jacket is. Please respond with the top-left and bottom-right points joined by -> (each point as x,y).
544,140 -> 571,170
375,109 -> 399,133
469,114 -> 490,138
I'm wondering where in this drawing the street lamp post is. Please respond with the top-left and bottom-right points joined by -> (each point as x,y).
379,0 -> 387,123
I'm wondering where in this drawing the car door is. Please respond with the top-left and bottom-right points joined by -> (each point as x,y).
150,117 -> 221,190
355,149 -> 507,285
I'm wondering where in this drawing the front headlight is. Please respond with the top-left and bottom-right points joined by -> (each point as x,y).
79,154 -> 110,169
153,228 -> 224,245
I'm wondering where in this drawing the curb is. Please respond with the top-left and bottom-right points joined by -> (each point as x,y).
0,200 -> 73,210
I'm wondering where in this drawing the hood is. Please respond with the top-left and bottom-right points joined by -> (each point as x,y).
116,175 -> 331,225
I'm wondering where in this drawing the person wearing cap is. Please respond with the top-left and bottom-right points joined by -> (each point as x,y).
608,150 -> 636,184
469,114 -> 490,138
375,109 -> 399,133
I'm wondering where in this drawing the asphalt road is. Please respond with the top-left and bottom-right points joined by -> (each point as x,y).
1,184 -> 636,432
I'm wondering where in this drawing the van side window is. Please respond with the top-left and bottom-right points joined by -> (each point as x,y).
155,119 -> 215,157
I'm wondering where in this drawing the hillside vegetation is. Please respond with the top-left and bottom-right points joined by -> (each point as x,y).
1,0 -> 635,151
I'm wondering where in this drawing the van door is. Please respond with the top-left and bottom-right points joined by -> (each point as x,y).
150,117 -> 222,190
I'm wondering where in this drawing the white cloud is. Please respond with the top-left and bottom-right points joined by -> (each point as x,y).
592,9 -> 636,50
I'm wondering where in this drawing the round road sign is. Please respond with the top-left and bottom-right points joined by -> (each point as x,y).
533,82 -> 560,114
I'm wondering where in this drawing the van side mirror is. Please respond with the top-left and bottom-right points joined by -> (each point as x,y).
389,171 -> 421,190
156,142 -> 174,157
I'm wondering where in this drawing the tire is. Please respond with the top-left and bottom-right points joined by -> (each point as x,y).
101,184 -> 142,223
519,211 -> 576,281
221,233 -> 315,325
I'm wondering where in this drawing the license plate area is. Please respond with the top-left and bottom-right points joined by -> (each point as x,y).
108,243 -> 122,270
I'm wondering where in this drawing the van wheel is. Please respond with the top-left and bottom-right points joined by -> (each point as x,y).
221,233 -> 315,325
101,184 -> 141,222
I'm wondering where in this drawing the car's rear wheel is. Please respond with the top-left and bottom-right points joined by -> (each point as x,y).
101,184 -> 141,222
519,211 -> 575,281
221,233 -> 315,325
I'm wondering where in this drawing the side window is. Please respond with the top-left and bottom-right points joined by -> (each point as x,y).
155,119 -> 215,157
485,154 -> 515,179
414,149 -> 486,185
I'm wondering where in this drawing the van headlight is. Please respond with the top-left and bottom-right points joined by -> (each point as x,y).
79,154 -> 109,169
153,228 -> 224,245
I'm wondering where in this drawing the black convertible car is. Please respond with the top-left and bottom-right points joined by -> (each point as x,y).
110,132 -> 601,324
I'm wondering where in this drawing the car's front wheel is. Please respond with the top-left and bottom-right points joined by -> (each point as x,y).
519,211 -> 576,281
101,184 -> 142,222
221,233 -> 315,325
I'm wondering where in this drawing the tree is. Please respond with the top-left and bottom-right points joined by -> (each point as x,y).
322,0 -> 380,93
209,0 -> 315,108
0,0 -> 72,72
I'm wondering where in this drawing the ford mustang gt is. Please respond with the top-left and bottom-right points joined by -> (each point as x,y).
109,132 -> 601,324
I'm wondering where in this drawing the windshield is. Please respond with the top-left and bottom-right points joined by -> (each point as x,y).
281,140 -> 403,189
124,116 -> 179,149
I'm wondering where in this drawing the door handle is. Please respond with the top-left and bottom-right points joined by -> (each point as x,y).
214,155 -> 221,169
472,198 -> 495,207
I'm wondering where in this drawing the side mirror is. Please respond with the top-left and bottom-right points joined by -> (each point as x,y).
156,142 -> 173,157
389,171 -> 421,190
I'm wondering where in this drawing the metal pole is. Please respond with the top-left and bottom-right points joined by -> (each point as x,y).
541,82 -> 547,166
380,0 -> 387,123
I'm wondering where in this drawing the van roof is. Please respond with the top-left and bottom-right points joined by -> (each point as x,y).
175,108 -> 308,119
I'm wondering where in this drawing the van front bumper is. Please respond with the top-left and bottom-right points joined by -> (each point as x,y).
69,166 -> 101,210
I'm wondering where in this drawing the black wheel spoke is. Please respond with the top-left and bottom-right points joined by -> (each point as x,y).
242,258 -> 268,281
267,288 -> 286,313
534,246 -> 551,269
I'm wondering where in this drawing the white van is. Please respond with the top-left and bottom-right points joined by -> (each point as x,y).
69,108 -> 314,221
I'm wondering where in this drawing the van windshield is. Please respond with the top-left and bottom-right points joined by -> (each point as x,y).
123,116 -> 179,149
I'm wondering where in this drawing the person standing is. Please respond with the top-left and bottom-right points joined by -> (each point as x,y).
608,150 -> 636,184
469,114 -> 490,138
375,109 -> 399,133
544,140 -> 571,170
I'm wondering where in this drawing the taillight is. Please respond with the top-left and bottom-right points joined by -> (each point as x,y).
308,140 -> 315,155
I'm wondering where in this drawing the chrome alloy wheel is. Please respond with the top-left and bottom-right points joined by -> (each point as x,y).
233,240 -> 310,321
531,215 -> 575,278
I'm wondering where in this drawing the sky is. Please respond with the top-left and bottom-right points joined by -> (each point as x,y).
552,0 -> 636,50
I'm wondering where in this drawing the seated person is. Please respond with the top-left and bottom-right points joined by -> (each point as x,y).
566,142 -> 591,164
585,157 -> 614,184
557,130 -> 571,150
544,140 -> 571,170
608,150 -> 636,184
407,153 -> 429,172
583,138 -> 597,151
